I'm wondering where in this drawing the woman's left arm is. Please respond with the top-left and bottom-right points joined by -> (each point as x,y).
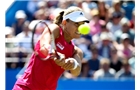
61,46 -> 83,77
70,46 -> 83,76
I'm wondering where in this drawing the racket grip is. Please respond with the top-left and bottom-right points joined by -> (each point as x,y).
54,50 -> 60,58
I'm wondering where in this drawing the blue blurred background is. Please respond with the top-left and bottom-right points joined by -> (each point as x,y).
5,0 -> 135,90
6,69 -> 135,90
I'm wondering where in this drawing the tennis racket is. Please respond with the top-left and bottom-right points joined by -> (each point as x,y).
31,20 -> 59,58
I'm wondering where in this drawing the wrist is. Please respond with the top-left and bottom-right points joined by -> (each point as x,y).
72,59 -> 79,70
65,58 -> 79,70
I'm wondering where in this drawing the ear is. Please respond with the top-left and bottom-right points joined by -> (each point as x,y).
62,20 -> 67,25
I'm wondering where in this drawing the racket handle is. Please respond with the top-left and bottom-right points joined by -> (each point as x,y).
54,50 -> 59,58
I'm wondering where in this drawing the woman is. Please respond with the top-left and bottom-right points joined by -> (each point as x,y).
97,0 -> 109,22
12,6 -> 89,90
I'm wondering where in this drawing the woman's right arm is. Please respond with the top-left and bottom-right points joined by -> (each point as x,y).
36,24 -> 66,67
36,24 -> 60,58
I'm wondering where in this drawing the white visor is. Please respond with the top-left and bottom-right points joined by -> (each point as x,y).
63,11 -> 89,23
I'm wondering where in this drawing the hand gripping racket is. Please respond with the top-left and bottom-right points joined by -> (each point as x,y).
31,20 -> 59,58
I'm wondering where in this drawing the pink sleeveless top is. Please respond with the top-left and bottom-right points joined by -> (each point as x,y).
15,27 -> 74,90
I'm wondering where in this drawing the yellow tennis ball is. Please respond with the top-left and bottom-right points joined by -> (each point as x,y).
78,24 -> 90,35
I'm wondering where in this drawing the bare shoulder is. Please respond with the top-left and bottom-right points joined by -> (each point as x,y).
48,24 -> 59,31
44,24 -> 60,38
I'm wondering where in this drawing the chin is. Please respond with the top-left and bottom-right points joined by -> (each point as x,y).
74,35 -> 81,39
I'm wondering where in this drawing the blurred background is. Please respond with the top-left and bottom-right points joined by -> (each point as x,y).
5,0 -> 135,90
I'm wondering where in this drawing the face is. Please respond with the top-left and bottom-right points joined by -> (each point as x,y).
114,3 -> 121,10
123,39 -> 130,46
102,63 -> 109,71
92,51 -> 98,59
113,17 -> 121,24
101,26 -> 109,32
17,18 -> 25,23
122,24 -> 129,32
65,20 -> 85,38
111,50 -> 117,58
93,15 -> 99,23
102,40 -> 110,46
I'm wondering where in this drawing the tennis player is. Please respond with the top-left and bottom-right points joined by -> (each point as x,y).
12,6 -> 89,90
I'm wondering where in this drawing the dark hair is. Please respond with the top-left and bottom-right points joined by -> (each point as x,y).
53,11 -> 65,25
112,12 -> 122,19
90,44 -> 98,53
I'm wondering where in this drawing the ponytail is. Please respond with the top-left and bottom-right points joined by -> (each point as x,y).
53,6 -> 83,25
53,11 -> 65,25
